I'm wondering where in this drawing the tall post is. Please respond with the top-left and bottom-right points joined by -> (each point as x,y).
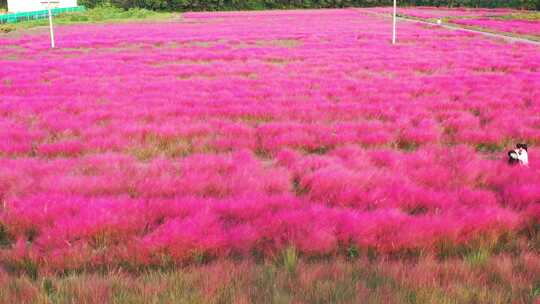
41,1 -> 59,49
392,0 -> 397,44
48,7 -> 55,48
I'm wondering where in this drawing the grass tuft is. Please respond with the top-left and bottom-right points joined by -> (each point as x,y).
282,246 -> 298,275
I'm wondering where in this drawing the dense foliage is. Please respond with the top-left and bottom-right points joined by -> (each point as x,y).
79,0 -> 540,11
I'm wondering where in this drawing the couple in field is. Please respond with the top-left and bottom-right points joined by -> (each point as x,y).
508,143 -> 528,166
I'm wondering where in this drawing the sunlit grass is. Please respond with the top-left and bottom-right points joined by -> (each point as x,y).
0,5 -> 173,33
2,248 -> 540,303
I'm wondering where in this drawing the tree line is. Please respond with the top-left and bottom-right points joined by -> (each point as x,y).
1,0 -> 538,13
81,0 -> 540,11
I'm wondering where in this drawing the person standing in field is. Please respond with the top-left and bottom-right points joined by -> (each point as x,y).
515,143 -> 528,166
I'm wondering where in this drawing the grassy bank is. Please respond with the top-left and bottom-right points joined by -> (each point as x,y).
3,227 -> 538,303
0,6 -> 172,33
497,11 -> 540,20
2,244 -> 540,304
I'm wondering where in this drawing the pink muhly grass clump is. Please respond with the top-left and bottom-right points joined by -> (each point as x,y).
177,150 -> 291,198
450,206 -> 520,244
212,123 -> 257,151
0,123 -> 44,156
273,206 -> 339,255
38,140 -> 86,158
300,164 -> 389,208
502,184 -> 540,210
456,187 -> 499,208
450,18 -> 540,37
142,211 -> 228,262
275,148 -> 302,169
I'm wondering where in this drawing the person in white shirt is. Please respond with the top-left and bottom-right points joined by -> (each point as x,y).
515,143 -> 528,166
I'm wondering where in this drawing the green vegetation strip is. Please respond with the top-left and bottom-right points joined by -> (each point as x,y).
0,6 -> 85,24
0,6 -> 172,33
2,251 -> 540,304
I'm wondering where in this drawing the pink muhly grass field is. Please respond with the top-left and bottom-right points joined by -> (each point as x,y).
366,6 -> 519,19
364,6 -> 540,39
449,18 -> 540,38
0,9 -> 540,274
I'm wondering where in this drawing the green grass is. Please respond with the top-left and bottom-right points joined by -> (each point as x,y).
496,12 -> 540,21
1,254 -> 539,304
2,240 -> 540,304
0,5 -> 173,33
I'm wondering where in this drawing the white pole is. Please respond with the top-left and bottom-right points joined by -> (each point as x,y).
392,0 -> 397,44
47,6 -> 55,48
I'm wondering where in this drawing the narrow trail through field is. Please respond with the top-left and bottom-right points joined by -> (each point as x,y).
357,9 -> 540,47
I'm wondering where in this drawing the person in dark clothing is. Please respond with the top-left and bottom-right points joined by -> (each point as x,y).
508,150 -> 520,165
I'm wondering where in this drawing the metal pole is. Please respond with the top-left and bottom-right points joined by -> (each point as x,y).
392,0 -> 397,44
48,7 -> 55,48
